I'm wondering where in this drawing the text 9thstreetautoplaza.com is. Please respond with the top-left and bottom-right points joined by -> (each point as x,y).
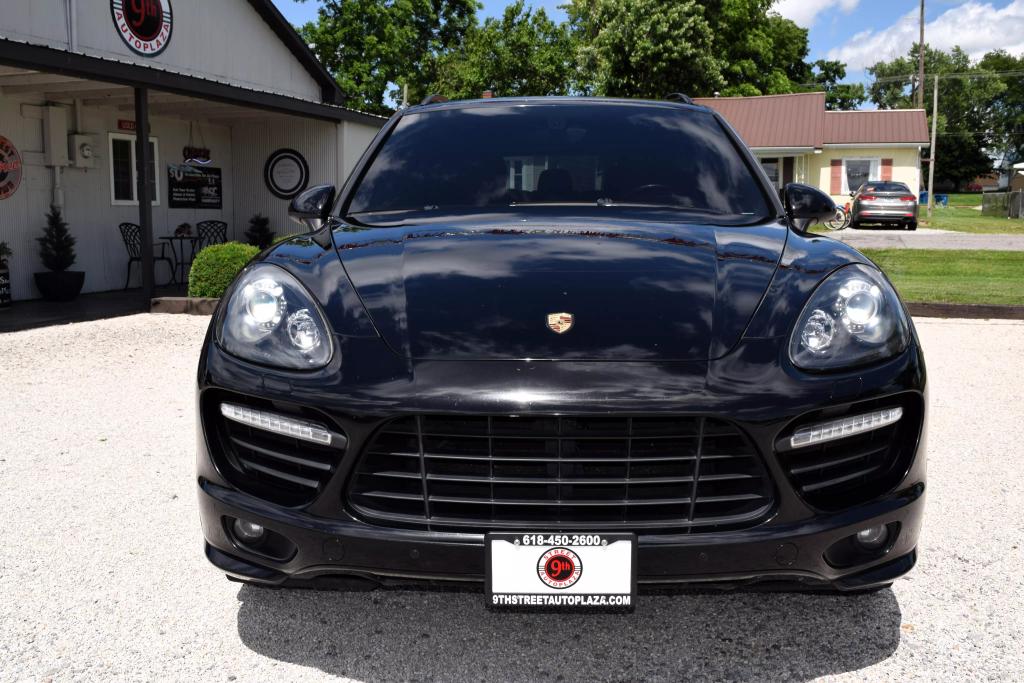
491,594 -> 631,607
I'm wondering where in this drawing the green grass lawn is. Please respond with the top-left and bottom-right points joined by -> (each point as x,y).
919,205 -> 1024,234
862,249 -> 1024,305
942,193 -> 983,207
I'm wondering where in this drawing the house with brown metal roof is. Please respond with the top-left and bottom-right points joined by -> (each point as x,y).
693,92 -> 930,203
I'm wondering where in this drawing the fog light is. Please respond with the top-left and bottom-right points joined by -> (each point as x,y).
232,518 -> 266,544
855,524 -> 889,550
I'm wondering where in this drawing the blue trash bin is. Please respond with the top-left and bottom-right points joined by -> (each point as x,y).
935,194 -> 948,207
919,191 -> 928,204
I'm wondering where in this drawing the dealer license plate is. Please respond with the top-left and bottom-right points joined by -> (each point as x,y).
486,533 -> 636,611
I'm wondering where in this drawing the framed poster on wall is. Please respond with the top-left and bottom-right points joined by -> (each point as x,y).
168,164 -> 222,209
264,148 -> 310,199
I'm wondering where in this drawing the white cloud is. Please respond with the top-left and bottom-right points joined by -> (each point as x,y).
827,0 -> 1024,70
773,0 -> 860,27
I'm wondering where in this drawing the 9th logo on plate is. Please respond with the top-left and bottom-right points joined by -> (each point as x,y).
537,547 -> 583,589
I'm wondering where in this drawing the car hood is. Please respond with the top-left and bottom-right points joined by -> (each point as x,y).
332,216 -> 787,361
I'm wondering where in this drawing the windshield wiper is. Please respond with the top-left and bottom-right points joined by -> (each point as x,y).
510,200 -> 726,213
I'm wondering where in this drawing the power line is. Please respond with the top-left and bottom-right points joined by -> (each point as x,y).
796,69 -> 1024,90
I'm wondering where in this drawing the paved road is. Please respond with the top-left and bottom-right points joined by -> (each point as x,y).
1,315 -> 1022,681
828,226 -> 1024,250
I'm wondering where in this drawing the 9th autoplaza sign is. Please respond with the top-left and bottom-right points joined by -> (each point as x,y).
0,135 -> 23,201
111,0 -> 174,57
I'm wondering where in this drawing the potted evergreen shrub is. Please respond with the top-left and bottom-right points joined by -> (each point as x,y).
244,213 -> 275,249
0,241 -> 12,309
34,206 -> 85,301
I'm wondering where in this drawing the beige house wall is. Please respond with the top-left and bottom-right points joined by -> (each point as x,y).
805,146 -> 923,204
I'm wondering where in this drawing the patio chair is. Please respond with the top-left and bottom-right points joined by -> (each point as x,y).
196,220 -> 228,250
118,223 -> 174,289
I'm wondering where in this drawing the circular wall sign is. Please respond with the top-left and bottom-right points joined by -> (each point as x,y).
0,135 -> 23,201
264,149 -> 310,200
110,0 -> 174,57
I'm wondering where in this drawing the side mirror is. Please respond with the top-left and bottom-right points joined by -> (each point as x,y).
288,184 -> 336,232
783,183 -> 836,231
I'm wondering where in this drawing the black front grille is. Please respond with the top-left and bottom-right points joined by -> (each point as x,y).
346,415 -> 774,533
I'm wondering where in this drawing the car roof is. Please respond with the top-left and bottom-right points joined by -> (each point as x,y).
408,96 -> 710,115
862,181 -> 910,189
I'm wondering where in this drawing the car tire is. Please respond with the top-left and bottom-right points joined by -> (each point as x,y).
907,222 -> 917,231
849,221 -> 860,230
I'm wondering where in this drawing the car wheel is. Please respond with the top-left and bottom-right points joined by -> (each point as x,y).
906,222 -> 917,231
849,221 -> 860,230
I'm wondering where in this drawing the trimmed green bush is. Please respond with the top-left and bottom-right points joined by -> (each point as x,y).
188,242 -> 259,298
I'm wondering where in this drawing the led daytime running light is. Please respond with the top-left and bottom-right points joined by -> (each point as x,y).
789,406 -> 903,449
220,403 -> 332,446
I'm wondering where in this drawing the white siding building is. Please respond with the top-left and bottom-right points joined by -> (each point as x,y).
0,0 -> 384,302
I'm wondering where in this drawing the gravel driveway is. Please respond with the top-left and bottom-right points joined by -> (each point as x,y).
1,314 -> 1021,681
828,227 -> 1024,251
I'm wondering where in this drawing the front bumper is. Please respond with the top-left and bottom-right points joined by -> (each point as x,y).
200,477 -> 923,591
197,334 -> 927,593
854,205 -> 917,223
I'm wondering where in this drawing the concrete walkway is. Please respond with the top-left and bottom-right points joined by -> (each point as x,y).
828,227 -> 1024,251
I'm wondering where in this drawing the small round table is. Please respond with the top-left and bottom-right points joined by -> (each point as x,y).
161,235 -> 202,285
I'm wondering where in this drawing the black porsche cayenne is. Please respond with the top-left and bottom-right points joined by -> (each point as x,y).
197,97 -> 926,606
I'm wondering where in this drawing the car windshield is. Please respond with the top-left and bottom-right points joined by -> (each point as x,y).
862,182 -> 911,193
346,102 -> 771,223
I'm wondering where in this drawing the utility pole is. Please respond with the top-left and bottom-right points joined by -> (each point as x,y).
927,74 -> 938,219
917,0 -> 926,108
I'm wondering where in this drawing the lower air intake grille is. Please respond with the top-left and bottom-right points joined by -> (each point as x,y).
205,395 -> 345,507
346,415 -> 774,533
778,396 -> 921,510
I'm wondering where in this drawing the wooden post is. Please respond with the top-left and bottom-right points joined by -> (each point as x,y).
917,0 -> 926,109
134,87 -> 154,306
927,75 -> 938,220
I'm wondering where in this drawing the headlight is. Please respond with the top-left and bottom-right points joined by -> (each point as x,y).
218,263 -> 333,369
789,263 -> 909,371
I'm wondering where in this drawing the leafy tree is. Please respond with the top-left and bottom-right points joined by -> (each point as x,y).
567,0 -> 723,98
297,0 -> 478,114
37,206 -> 76,272
808,59 -> 865,110
868,45 -> 1005,190
978,50 -> 1024,168
430,1 -> 575,98
709,1 -> 809,96
566,0 -> 818,99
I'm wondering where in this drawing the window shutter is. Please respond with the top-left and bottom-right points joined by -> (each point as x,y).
881,158 -> 893,181
830,160 -> 842,194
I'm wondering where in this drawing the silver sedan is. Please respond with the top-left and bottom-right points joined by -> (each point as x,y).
851,181 -> 918,230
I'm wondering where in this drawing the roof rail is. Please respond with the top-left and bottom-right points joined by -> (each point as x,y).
420,94 -> 450,106
665,93 -> 694,105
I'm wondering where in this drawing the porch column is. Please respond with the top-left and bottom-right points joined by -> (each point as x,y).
134,87 -> 154,306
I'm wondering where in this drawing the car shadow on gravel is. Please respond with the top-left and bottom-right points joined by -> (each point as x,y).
235,585 -> 902,681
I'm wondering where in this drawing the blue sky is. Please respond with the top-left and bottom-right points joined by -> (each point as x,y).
272,0 -> 1024,87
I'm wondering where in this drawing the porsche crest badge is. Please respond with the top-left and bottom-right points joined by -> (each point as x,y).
546,312 -> 574,334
